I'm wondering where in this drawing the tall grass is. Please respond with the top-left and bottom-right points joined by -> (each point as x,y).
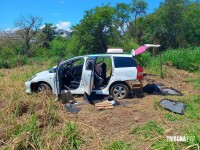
136,47 -> 200,75
61,121 -> 83,150
0,55 -> 66,69
1,47 -> 200,73
0,47 -> 76,69
162,47 -> 200,72
0,64 -> 85,149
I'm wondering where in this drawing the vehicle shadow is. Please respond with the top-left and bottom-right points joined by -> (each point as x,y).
129,88 -> 146,99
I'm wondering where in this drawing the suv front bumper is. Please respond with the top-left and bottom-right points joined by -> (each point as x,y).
25,81 -> 32,93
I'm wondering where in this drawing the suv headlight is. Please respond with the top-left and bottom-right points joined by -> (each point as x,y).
29,75 -> 37,81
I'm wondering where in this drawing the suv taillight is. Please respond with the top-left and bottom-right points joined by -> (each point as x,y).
136,66 -> 143,80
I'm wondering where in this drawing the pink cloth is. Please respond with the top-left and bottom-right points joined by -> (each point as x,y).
135,45 -> 147,55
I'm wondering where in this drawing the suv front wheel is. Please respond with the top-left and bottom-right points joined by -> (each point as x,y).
35,83 -> 51,94
110,83 -> 129,100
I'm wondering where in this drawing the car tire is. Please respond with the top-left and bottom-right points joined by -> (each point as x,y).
110,83 -> 129,100
35,83 -> 51,94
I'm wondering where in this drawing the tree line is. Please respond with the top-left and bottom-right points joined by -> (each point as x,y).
0,0 -> 200,60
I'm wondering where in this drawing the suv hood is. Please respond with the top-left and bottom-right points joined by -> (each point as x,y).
29,70 -> 54,82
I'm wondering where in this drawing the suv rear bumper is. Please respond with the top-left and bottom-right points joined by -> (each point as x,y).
125,80 -> 143,91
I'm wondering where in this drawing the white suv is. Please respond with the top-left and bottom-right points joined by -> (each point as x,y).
25,44 -> 159,99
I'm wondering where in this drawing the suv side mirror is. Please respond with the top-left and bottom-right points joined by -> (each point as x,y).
49,68 -> 56,73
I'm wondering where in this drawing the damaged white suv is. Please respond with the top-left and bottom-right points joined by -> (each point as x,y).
25,44 -> 160,99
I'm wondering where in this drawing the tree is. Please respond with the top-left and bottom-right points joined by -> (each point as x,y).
15,15 -> 42,57
71,4 -> 116,54
141,0 -> 191,49
160,0 -> 188,48
131,0 -> 147,39
49,36 -> 68,57
40,23 -> 56,48
114,3 -> 131,35
182,2 -> 200,46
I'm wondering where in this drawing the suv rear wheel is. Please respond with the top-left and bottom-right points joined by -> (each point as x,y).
110,83 -> 129,99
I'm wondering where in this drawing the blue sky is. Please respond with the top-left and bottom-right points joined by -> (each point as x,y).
0,0 -> 163,31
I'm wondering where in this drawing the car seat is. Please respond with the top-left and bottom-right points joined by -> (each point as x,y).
94,71 -> 104,87
101,62 -> 106,79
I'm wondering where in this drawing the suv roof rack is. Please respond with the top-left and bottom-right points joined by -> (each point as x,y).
107,48 -> 123,54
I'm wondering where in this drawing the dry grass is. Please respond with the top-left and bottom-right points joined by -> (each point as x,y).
0,64 -> 200,149
0,65 -> 105,149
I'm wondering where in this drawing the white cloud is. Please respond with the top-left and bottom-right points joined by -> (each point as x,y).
40,25 -> 45,29
56,21 -> 71,31
4,27 -> 18,33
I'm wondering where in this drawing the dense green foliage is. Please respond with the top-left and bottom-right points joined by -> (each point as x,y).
137,47 -> 200,74
0,0 -> 200,71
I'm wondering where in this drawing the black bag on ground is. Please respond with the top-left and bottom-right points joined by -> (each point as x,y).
159,99 -> 186,115
143,84 -> 163,95
83,92 -> 115,105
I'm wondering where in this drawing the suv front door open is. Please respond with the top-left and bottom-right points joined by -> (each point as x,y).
82,57 -> 95,95
54,58 -> 63,99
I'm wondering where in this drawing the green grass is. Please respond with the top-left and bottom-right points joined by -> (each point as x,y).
10,70 -> 42,82
162,47 -> 200,72
2,99 -> 82,150
164,113 -> 180,121
106,141 -> 131,150
0,72 -> 4,77
193,77 -> 200,89
61,121 -> 83,150
183,127 -> 200,149
136,47 -> 200,76
184,73 -> 200,90
0,55 -> 59,69
151,125 -> 200,150
4,114 -> 43,150
153,97 -> 160,110
151,139 -> 179,150
130,121 -> 164,139
130,98 -> 200,149
178,96 -> 200,119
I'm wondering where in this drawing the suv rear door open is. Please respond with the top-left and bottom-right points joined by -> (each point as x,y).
82,57 -> 95,95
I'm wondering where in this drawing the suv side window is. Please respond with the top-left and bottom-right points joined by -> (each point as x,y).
113,57 -> 137,68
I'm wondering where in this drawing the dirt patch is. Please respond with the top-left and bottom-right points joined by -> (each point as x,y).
59,97 -> 160,145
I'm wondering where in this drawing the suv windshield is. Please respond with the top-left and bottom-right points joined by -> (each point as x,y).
113,57 -> 137,68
